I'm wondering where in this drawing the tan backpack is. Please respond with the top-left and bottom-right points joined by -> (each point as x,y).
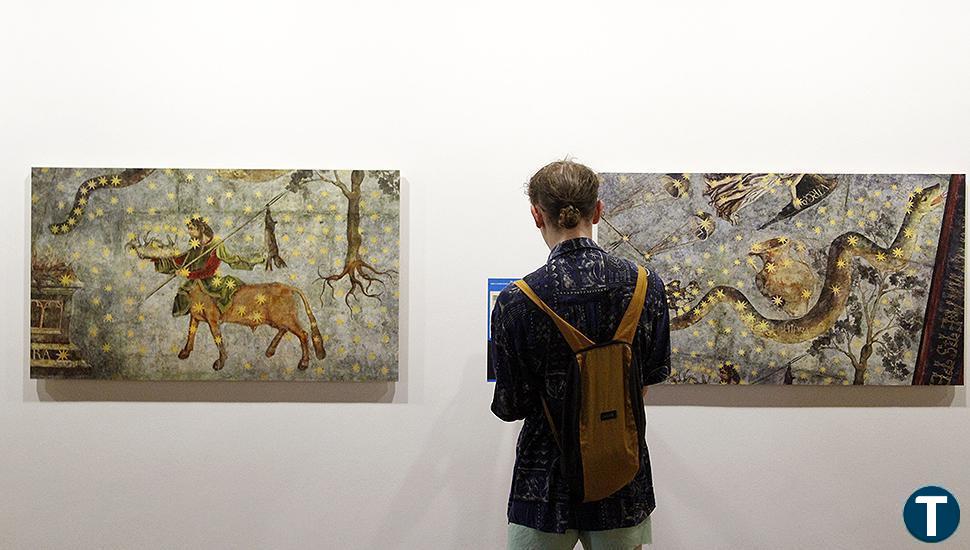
514,265 -> 649,503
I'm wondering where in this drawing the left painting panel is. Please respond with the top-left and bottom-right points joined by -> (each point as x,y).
30,168 -> 400,381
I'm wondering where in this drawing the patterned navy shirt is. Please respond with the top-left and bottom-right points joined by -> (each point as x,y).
490,237 -> 671,533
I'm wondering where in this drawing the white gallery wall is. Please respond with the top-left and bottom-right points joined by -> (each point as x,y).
1,1 -> 968,548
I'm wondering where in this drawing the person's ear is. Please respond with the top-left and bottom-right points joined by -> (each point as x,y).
531,204 -> 545,229
591,200 -> 604,224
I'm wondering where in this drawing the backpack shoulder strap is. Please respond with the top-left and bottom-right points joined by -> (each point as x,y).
612,265 -> 649,344
513,280 -> 594,353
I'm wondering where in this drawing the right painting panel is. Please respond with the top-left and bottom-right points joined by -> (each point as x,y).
598,173 -> 965,385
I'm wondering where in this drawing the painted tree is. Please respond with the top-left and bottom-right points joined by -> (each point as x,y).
805,198 -> 928,386
304,170 -> 399,308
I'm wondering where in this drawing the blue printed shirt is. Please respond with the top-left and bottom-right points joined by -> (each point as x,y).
490,237 -> 671,533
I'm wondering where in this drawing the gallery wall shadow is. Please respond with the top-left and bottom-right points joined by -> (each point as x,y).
24,172 -> 411,404
644,384 -> 963,408
35,379 -> 397,403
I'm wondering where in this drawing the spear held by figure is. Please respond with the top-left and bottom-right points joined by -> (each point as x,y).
139,186 -> 293,306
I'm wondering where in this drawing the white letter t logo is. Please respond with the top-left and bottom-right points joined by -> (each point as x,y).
915,496 -> 948,537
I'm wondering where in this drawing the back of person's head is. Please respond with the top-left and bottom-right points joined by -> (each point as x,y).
527,160 -> 600,229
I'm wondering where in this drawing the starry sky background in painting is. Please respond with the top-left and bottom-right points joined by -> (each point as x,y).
30,168 -> 400,381
598,173 -> 947,385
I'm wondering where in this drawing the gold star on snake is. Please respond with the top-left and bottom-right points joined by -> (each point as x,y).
847,235 -> 859,246
876,252 -> 887,262
836,258 -> 847,269
830,285 -> 842,295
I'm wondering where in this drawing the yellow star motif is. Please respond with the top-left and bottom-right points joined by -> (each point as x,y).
224,279 -> 236,290
103,313 -> 113,322
847,235 -> 859,246
211,276 -> 223,288
102,343 -> 112,352
59,274 -> 72,286
836,258 -> 847,269
186,173 -> 195,181
79,197 -> 87,206
891,248 -> 903,258
111,175 -> 121,186
236,305 -> 247,315
255,294 -> 267,305
772,296 -> 784,306
876,252 -> 886,262
191,302 -> 205,314
189,325 -> 198,334
764,262 -> 776,273
715,289 -> 726,299
903,228 -> 916,239
734,300 -> 747,311
213,336 -> 222,344
206,196 -> 215,205
250,311 -> 263,323
176,267 -> 191,278
224,191 -> 233,199
831,285 -> 842,295
189,238 -> 201,249
801,289 -> 812,299
56,350 -> 70,361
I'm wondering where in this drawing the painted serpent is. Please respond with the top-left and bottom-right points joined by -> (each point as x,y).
669,183 -> 945,343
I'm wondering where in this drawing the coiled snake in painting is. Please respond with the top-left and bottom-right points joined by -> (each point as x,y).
670,183 -> 946,343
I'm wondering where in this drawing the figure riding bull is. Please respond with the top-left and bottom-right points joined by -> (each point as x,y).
127,217 -> 326,371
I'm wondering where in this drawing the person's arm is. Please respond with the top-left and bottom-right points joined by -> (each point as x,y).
640,272 -> 672,400
490,288 -> 536,421
215,242 -> 264,270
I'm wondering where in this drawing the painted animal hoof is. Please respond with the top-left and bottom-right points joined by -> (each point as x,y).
298,359 -> 309,371
212,359 -> 224,371
178,349 -> 191,360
